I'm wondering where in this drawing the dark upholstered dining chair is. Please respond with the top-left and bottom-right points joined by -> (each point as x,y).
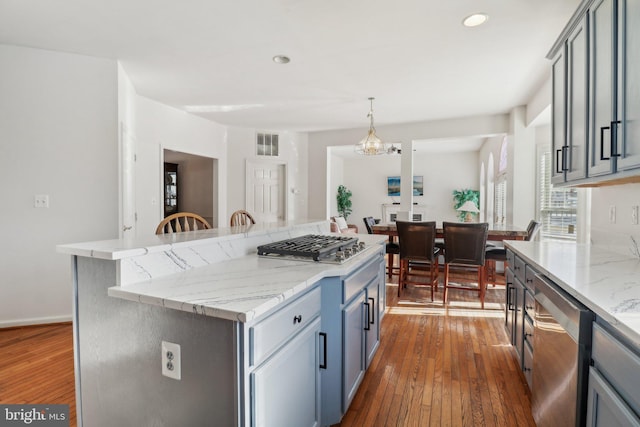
364,216 -> 400,278
442,221 -> 489,308
396,221 -> 440,300
485,220 -> 541,283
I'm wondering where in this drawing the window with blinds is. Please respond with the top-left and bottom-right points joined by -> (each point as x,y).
257,133 -> 279,156
494,178 -> 507,224
538,150 -> 578,241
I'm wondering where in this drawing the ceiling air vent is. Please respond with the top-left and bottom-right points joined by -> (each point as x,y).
257,133 -> 279,157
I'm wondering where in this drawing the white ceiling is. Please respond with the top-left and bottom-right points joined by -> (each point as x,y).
0,0 -> 580,133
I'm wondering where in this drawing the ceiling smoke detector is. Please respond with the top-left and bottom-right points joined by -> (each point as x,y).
272,55 -> 290,64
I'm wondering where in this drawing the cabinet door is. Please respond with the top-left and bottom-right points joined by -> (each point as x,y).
566,16 -> 589,181
617,0 -> 640,171
364,279 -> 380,368
505,268 -> 515,342
586,368 -> 640,427
552,46 -> 568,184
513,276 -> 525,365
251,317 -> 321,427
342,291 -> 365,412
589,0 -> 616,177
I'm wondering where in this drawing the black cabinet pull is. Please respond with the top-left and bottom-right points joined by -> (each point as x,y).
555,148 -> 563,173
368,297 -> 375,325
319,332 -> 327,369
600,126 -> 611,160
611,120 -> 621,157
508,287 -> 515,311
363,302 -> 371,331
293,315 -> 302,324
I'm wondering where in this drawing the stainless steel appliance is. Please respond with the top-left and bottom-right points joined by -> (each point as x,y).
532,274 -> 593,427
257,234 -> 366,264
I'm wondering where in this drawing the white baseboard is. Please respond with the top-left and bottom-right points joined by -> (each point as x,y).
0,315 -> 73,329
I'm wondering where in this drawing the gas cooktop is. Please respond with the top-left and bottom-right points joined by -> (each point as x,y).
257,234 -> 367,264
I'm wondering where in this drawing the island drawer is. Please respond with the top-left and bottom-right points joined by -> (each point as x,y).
249,286 -> 321,367
592,323 -> 640,416
523,340 -> 533,389
343,258 -> 381,303
513,255 -> 526,283
506,248 -> 515,267
524,289 -> 535,318
524,313 -> 534,349
524,265 -> 536,291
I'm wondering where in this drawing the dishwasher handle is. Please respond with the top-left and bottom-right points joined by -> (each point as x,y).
534,273 -> 593,344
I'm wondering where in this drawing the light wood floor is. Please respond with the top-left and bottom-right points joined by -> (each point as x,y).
0,273 -> 534,427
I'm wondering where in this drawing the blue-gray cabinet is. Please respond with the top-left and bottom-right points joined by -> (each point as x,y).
320,254 -> 384,425
586,323 -> 640,426
248,285 -> 322,427
551,0 -> 640,186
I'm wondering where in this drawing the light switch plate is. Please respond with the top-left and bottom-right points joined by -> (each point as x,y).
632,206 -> 639,225
609,205 -> 616,224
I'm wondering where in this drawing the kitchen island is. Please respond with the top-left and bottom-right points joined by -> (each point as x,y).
504,241 -> 640,426
57,220 -> 387,427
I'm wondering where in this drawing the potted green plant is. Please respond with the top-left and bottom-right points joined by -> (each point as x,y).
452,189 -> 480,221
336,185 -> 353,220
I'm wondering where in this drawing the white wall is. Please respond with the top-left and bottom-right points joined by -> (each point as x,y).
129,93 -> 228,233
308,114 -> 510,219
226,127 -> 309,222
0,45 -> 118,327
334,152 -> 479,228
590,183 -> 640,255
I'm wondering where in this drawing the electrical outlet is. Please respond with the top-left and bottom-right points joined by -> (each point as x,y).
609,205 -> 616,224
632,206 -> 639,225
161,341 -> 181,380
34,194 -> 49,208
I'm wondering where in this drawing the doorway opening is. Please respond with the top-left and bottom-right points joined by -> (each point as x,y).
163,150 -> 218,227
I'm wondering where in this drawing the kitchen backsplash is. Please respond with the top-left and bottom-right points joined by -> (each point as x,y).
590,182 -> 640,258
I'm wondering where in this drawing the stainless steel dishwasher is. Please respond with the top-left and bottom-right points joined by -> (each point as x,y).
532,274 -> 594,427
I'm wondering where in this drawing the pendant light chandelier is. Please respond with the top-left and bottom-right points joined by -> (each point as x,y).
355,97 -> 386,155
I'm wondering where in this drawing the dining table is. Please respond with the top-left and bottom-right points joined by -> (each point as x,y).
371,221 -> 527,241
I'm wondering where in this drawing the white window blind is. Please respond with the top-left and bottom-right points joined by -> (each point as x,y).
257,133 -> 279,156
494,178 -> 507,224
538,151 -> 578,241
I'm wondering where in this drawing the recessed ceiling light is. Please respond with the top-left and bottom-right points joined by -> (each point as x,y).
272,55 -> 290,64
462,13 -> 489,27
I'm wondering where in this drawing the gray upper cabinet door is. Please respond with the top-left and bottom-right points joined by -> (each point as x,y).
567,16 -> 589,181
552,46 -> 568,185
617,0 -> 640,171
589,0 -> 616,177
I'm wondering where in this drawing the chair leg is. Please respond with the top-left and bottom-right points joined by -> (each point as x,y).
398,259 -> 404,297
479,266 -> 486,309
443,264 -> 449,305
388,253 -> 394,279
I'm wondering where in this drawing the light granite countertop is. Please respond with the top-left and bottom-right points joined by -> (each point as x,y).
107,233 -> 386,323
505,240 -> 640,348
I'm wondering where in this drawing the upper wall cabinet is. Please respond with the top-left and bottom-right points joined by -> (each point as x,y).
550,0 -> 640,186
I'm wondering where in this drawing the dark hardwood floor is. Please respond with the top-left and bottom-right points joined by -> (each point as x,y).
0,270 -> 533,427
337,272 -> 536,426
0,323 -> 76,426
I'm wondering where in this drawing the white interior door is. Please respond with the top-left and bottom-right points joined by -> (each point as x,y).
246,161 -> 286,223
